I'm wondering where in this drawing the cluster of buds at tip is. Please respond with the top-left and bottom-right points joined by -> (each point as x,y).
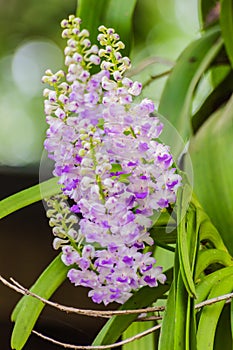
46,195 -> 80,250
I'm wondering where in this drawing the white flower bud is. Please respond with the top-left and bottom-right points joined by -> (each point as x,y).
128,81 -> 142,96
89,54 -> 100,65
61,19 -> 69,28
102,76 -> 117,90
82,39 -> 91,48
98,25 -> 106,32
113,71 -> 122,81
53,237 -> 66,250
79,29 -> 89,38
62,29 -> 70,38
107,28 -> 115,35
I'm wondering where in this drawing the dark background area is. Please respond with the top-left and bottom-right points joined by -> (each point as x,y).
0,170 -> 110,349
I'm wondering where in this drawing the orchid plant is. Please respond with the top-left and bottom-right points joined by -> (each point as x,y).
1,1 -> 233,350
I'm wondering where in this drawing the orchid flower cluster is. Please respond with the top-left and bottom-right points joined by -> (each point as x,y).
42,15 -> 182,305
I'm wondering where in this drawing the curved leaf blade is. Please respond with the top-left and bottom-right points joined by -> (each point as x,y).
214,303 -> 232,350
192,69 -> 233,133
189,95 -> 233,255
103,0 -> 137,56
11,254 -> 69,350
196,266 -> 233,304
174,273 -> 190,349
0,177 -> 61,219
199,213 -> 229,252
122,320 -> 155,350
158,282 -> 176,350
158,27 -> 222,142
197,274 -> 233,349
195,249 -> 233,281
220,0 -> 233,67
76,0 -> 108,44
77,0 -> 137,56
177,186 -> 197,298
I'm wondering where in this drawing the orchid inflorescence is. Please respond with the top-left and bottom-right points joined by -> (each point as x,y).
42,15 -> 181,305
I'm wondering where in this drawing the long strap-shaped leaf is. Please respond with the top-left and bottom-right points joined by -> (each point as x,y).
122,320 -> 156,350
11,254 -> 69,350
189,95 -> 233,255
195,249 -> 233,281
220,0 -> 233,67
177,186 -> 197,298
158,282 -> 176,350
214,303 -> 233,350
192,70 -> 233,133
158,27 -> 222,142
76,0 -> 108,44
0,177 -> 61,219
159,189 -> 199,350
196,266 -> 233,304
103,0 -> 137,56
197,274 -> 233,349
198,209 -> 230,252
77,0 -> 137,56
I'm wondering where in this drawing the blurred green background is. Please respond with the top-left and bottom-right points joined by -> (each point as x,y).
0,0 -> 199,168
0,1 -> 199,348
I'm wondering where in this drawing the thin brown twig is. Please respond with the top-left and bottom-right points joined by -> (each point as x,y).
2,273 -> 233,349
143,70 -> 172,87
33,323 -> 161,349
0,275 -> 165,318
195,291 -> 233,309
32,290 -> 233,349
2,274 -> 233,316
137,315 -> 163,322
1,274 -> 233,318
126,56 -> 174,77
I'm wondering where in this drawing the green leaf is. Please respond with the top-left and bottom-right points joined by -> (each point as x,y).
159,257 -> 196,349
159,197 -> 198,350
174,273 -> 189,349
214,303 -> 232,350
195,249 -> 233,281
11,254 -> 69,350
231,300 -> 233,343
77,0 -> 137,56
158,27 -> 223,142
92,269 -> 173,347
0,177 -> 61,219
192,69 -> 233,133
150,229 -> 177,245
76,0 -> 107,44
158,282 -> 176,350
177,214 -> 196,298
177,187 -> 197,298
196,266 -> 233,304
198,207 -> 228,252
220,0 -> 233,67
189,95 -> 233,255
103,0 -> 137,56
197,274 -> 233,349
122,320 -> 156,350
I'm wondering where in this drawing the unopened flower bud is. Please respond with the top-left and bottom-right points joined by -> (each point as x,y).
79,29 -> 89,38
82,38 -> 91,48
98,25 -> 106,32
